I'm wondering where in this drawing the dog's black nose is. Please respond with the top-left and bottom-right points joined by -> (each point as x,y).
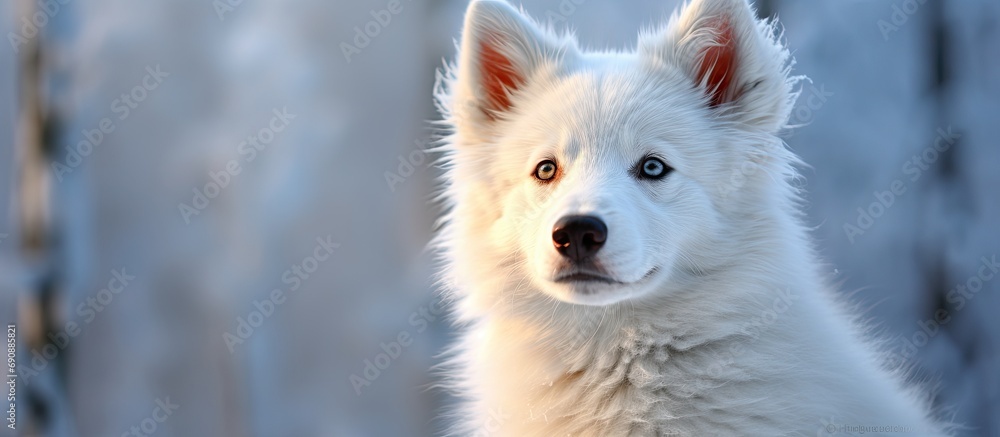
552,215 -> 607,262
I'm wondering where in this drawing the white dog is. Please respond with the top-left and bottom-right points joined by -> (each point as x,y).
432,0 -> 948,435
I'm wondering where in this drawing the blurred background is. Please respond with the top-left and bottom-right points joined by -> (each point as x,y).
0,0 -> 997,435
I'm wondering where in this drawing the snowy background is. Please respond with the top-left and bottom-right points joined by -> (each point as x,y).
0,0 -> 997,435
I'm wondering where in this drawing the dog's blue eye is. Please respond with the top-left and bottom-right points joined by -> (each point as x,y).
535,160 -> 557,181
639,157 -> 670,179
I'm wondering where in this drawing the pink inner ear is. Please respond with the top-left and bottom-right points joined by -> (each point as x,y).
479,36 -> 523,116
697,18 -> 737,107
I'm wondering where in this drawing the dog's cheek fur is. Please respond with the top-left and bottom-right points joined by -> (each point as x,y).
645,174 -> 726,281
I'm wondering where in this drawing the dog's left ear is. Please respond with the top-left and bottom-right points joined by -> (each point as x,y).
641,0 -> 795,132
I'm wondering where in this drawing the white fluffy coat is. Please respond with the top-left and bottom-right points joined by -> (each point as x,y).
431,0 -> 949,435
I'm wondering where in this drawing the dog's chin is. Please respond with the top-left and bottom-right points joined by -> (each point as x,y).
541,267 -> 662,306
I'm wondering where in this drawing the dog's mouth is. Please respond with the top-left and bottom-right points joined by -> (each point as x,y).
554,271 -> 621,284
553,267 -> 659,285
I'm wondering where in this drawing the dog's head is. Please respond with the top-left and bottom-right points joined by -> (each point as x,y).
438,0 -> 798,307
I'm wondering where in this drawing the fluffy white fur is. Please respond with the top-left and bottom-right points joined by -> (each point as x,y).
431,0 -> 949,435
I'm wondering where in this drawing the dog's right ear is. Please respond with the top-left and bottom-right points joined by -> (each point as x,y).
452,1 -> 568,129
639,0 -> 795,133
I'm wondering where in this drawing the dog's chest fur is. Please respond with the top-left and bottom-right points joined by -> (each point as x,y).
468,316 -> 796,436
